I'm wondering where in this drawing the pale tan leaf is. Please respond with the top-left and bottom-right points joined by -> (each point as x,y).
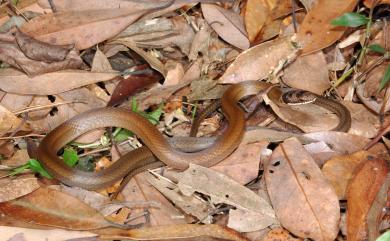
297,0 -> 359,55
0,68 -> 118,95
343,101 -> 380,138
282,51 -> 330,95
202,3 -> 250,50
265,138 -> 340,241
219,36 -> 299,83
0,175 -> 39,203
244,0 -> 270,42
91,47 -> 112,72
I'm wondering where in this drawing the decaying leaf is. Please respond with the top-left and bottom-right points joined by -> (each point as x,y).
346,158 -> 389,241
202,3 -> 250,50
169,164 -> 277,232
219,36 -> 299,83
265,138 -> 340,241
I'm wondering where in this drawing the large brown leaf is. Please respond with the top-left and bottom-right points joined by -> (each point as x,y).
0,68 -> 118,95
0,187 -> 117,230
265,137 -> 340,241
297,0 -> 359,55
346,158 -> 389,241
19,7 -> 157,50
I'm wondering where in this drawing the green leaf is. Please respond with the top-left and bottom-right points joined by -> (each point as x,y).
27,159 -> 52,179
376,230 -> 390,241
62,147 -> 79,167
115,128 -> 134,142
146,103 -> 163,125
9,163 -> 30,176
131,97 -> 138,112
368,44 -> 386,54
379,64 -> 390,91
331,12 -> 369,27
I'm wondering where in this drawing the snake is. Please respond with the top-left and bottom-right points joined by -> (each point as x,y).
37,81 -> 351,191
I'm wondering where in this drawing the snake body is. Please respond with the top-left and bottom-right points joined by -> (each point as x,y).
37,81 -> 351,190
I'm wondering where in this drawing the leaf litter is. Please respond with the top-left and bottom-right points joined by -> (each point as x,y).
0,0 -> 389,240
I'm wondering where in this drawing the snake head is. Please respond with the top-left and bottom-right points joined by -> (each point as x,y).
281,90 -> 317,105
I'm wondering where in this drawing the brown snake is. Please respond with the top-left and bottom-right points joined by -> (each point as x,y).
37,81 -> 351,191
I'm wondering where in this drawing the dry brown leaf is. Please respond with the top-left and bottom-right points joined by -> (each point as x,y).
1,149 -> 30,167
96,223 -> 249,241
0,68 -> 118,95
303,131 -> 370,154
299,0 -> 319,10
363,0 -> 390,8
282,51 -> 330,95
296,0 -> 359,55
0,104 -> 24,132
262,227 -> 302,241
0,175 -> 39,203
202,3 -> 250,50
0,43 -> 82,76
346,158 -> 389,241
322,150 -> 372,199
91,47 -> 112,72
244,0 -> 270,43
0,226 -> 97,241
265,137 -> 340,241
120,171 -> 187,226
343,101 -> 380,138
0,187 -> 116,230
20,7 -> 156,50
219,36 -> 298,83
212,141 -> 269,185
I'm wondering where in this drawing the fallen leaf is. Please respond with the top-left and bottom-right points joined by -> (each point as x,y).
20,7 -> 158,50
171,164 -> 277,232
244,0 -> 270,43
322,150 -> 372,199
262,227 -> 302,241
0,187 -> 117,230
363,0 -> 390,8
296,0 -> 359,55
346,158 -> 389,241
0,175 -> 39,203
303,131 -> 370,154
91,47 -> 112,72
0,68 -> 118,95
0,226 -> 97,241
219,36 -> 299,83
96,223 -> 250,241
265,137 -> 340,241
282,51 -> 330,95
202,3 -> 250,50
343,101 -> 380,138
0,104 -> 24,132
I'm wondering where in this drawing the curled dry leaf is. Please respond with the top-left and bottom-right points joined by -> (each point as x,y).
0,43 -> 82,76
219,36 -> 299,83
0,68 -> 118,95
0,187 -> 117,230
356,82 -> 390,114
282,51 -> 330,95
0,175 -> 39,203
346,158 -> 389,241
265,137 -> 340,241
296,0 -> 359,55
15,30 -> 74,62
343,101 -> 380,138
322,150 -> 373,200
19,7 -> 156,50
244,0 -> 269,43
201,3 -> 250,50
